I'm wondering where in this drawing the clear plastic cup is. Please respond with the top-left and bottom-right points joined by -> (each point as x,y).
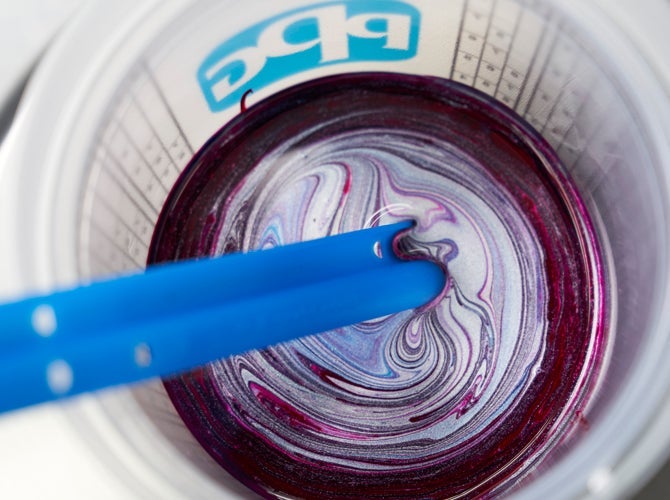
0,0 -> 669,497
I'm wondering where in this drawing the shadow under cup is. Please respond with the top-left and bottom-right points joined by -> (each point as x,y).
64,1 -> 670,498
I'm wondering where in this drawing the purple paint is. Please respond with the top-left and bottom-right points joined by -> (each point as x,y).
148,73 -> 607,498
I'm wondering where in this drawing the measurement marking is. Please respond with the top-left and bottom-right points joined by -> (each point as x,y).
518,18 -> 561,119
98,143 -> 161,221
87,249 -> 120,275
513,10 -> 556,112
76,60 -> 192,281
472,0 -> 498,93
449,0 -> 469,78
553,75 -> 598,156
95,192 -> 153,251
493,8 -> 522,97
566,99 -> 614,172
130,94 -> 183,178
112,119 -> 171,195
565,48 -> 653,181
89,204 -> 150,260
88,229 -> 141,273
460,50 -> 477,62
78,139 -> 135,279
102,144 -> 167,213
142,60 -> 195,155
538,84 -> 571,137
538,42 -> 582,138
77,167 -> 101,279
89,220 -> 147,269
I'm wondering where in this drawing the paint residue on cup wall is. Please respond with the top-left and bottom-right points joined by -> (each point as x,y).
148,73 -> 607,498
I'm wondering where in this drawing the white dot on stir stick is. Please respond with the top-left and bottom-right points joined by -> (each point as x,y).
46,359 -> 73,395
32,304 -> 57,337
134,343 -> 152,368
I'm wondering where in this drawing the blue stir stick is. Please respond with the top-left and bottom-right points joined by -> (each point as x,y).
0,221 -> 445,414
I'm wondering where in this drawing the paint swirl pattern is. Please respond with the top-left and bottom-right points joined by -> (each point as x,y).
149,74 -> 606,498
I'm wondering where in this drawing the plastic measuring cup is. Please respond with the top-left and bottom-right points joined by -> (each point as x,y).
0,0 -> 668,498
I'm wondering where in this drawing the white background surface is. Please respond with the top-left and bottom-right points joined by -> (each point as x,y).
0,0 -> 82,111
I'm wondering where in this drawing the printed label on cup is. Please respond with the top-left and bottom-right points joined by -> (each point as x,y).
197,1 -> 421,112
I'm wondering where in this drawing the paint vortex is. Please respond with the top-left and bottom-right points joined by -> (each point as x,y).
148,73 -> 606,498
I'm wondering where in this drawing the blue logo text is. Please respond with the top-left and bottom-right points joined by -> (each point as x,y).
198,1 -> 421,112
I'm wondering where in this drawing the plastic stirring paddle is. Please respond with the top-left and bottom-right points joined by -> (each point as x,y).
0,221 -> 444,414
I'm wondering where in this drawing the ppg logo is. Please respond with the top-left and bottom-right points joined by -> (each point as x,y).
198,1 -> 421,112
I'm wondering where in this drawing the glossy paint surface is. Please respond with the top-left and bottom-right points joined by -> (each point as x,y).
148,74 -> 606,498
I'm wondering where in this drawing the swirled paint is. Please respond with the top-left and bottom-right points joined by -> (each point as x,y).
148,73 -> 607,498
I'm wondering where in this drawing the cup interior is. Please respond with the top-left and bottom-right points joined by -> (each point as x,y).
49,0 -> 670,497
